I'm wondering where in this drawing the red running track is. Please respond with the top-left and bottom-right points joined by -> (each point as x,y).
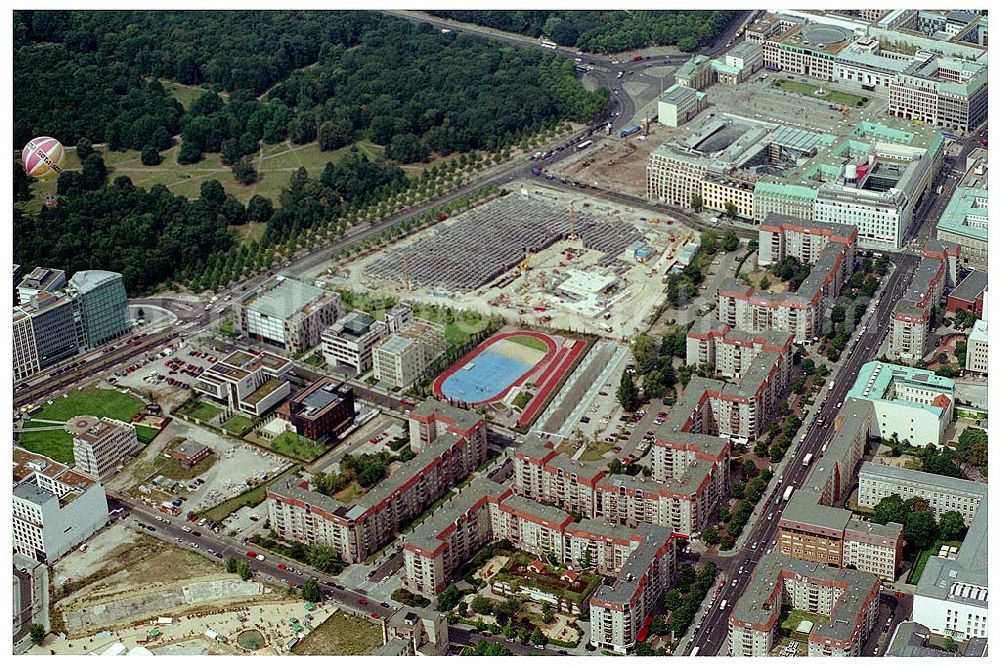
433,331 -> 557,406
517,339 -> 586,427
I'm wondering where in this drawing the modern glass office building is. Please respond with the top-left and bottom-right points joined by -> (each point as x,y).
68,270 -> 130,349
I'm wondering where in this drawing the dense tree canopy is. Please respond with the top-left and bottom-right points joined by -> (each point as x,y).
429,10 -> 740,53
14,174 -> 234,294
16,11 -> 606,163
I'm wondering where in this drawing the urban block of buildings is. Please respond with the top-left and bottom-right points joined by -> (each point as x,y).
236,276 -> 343,353
746,10 -> 986,131
66,415 -> 142,481
889,240 -> 958,362
13,447 -> 109,563
322,305 -> 414,374
846,360 -> 955,447
947,269 -> 988,318
728,553 -> 882,656
276,377 -> 356,442
886,621 -> 988,657
857,462 -> 985,525
717,215 -> 857,342
648,115 -> 944,251
401,475 -> 677,654
13,268 -> 130,381
777,399 -> 903,582
267,399 -> 486,564
937,187 -> 987,270
194,348 -> 293,418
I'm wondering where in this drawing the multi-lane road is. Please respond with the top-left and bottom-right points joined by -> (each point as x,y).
686,251 -> 922,655
111,496 -> 556,655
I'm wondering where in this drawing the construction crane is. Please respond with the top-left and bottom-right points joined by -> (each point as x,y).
569,202 -> 576,240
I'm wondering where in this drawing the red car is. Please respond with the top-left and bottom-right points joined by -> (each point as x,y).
359,599 -> 368,606
247,551 -> 257,558
277,563 -> 287,570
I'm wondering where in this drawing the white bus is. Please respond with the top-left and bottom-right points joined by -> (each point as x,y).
576,140 -> 593,151
541,39 -> 557,50
691,647 -> 700,656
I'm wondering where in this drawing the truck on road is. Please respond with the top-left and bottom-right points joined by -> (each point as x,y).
828,381 -> 835,390
802,453 -> 813,467
782,486 -> 794,502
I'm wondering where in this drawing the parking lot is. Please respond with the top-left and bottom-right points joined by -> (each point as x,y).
109,337 -> 216,411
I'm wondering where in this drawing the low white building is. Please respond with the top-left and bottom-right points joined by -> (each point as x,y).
13,447 -> 108,562
193,349 -> 293,417
657,83 -> 708,128
846,361 -> 955,446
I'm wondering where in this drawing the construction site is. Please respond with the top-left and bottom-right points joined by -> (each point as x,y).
330,188 -> 698,339
543,119 -> 693,198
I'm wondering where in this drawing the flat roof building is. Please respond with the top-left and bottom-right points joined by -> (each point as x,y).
657,84 -> 708,128
937,187 -> 987,269
237,276 -> 342,353
322,310 -> 388,374
13,447 -> 108,563
17,267 -> 66,305
66,415 -> 141,481
846,361 -> 955,446
857,462 -> 985,525
67,270 -> 130,349
194,348 -> 293,418
913,501 -> 988,641
277,378 -> 355,442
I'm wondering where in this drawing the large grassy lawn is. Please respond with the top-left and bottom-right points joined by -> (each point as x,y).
292,611 -> 382,655
268,432 -> 326,461
773,79 -> 869,107
30,385 -> 145,424
24,137 -> 389,210
222,414 -> 255,437
17,429 -> 74,464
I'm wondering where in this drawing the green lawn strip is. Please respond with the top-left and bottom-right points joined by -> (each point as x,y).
17,429 -> 74,463
135,424 -> 162,444
200,464 -> 301,524
508,334 -> 550,353
268,432 -> 326,461
179,400 -> 225,422
30,385 -> 144,423
222,414 -> 255,436
781,608 -> 830,633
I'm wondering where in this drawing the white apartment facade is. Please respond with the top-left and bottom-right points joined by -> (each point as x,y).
69,416 -> 141,481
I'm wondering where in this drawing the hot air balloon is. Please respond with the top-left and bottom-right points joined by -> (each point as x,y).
21,136 -> 66,180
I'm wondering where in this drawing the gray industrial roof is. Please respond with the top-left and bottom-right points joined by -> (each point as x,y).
949,269 -> 988,304
68,269 -> 122,294
915,501 -> 988,605
246,277 -> 330,320
858,462 -> 986,502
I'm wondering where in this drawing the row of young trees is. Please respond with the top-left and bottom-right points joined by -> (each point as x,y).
429,10 -> 740,53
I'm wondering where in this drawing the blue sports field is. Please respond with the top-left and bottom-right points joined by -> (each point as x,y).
439,349 -> 533,403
